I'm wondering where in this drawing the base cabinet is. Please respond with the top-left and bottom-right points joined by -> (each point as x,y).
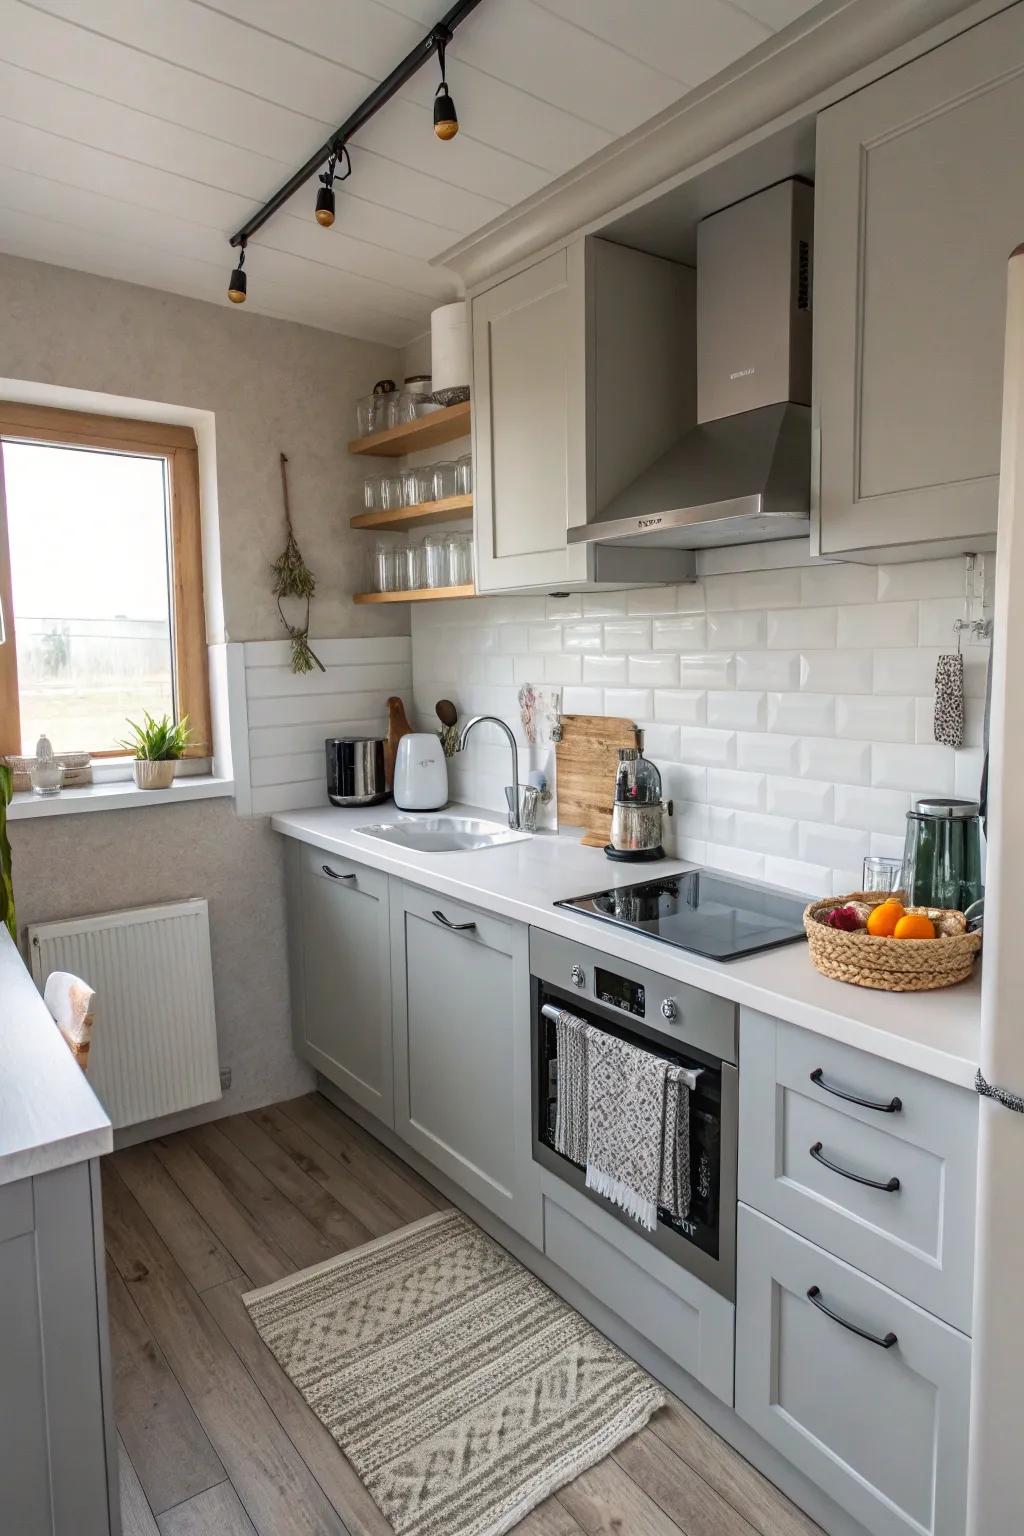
736,1205 -> 970,1536
390,881 -> 540,1245
285,841 -> 394,1126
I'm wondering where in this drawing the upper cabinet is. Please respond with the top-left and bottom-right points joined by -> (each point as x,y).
472,237 -> 695,593
812,5 -> 1024,560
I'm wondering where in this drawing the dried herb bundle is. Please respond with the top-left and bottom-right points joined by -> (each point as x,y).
272,453 -> 325,674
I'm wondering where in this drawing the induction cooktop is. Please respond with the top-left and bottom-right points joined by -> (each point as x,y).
555,868 -> 808,961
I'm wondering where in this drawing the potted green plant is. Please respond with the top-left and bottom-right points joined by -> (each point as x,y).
0,761 -> 14,941
119,712 -> 193,790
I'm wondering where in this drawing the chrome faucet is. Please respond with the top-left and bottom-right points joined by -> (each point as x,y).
457,715 -> 521,829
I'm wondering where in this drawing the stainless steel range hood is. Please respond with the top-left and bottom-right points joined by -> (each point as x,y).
568,401 -> 810,552
576,179 -> 813,556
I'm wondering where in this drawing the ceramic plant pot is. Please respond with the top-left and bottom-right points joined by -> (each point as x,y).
133,759 -> 176,791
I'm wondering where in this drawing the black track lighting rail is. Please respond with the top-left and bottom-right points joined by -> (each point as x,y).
228,0 -> 484,251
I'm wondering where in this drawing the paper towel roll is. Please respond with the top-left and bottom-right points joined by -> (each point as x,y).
431,302 -> 470,399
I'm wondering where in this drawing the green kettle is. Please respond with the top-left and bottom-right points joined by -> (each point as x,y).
902,798 -> 984,913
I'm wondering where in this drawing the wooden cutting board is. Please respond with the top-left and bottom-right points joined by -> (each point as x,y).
555,714 -> 639,847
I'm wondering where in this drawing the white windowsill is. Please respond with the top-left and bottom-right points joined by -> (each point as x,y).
7,775 -> 235,821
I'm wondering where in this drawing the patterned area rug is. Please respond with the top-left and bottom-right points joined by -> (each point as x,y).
243,1208 -> 665,1536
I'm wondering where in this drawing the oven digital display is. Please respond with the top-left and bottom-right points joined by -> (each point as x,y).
594,967 -> 645,1018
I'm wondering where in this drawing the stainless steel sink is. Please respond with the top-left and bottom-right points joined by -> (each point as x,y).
355,815 -> 530,853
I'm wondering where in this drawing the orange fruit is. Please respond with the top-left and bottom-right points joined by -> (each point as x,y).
866,899 -> 905,937
894,912 -> 936,940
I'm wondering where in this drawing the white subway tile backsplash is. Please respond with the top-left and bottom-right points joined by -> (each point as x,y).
603,620 -> 651,653
737,733 -> 800,774
836,694 -> 915,743
707,691 -> 765,731
704,568 -> 801,611
680,652 -> 734,688
767,692 -> 836,736
801,650 -> 873,695
799,737 -> 871,785
583,654 -> 628,686
707,611 -> 765,651
837,601 -> 918,649
768,776 -> 833,823
800,564 -> 877,606
653,615 -> 707,651
411,555 -> 983,897
604,688 -> 653,719
736,650 -> 800,691
767,606 -> 837,650
871,742 -> 955,794
707,769 -> 765,811
835,785 -> 912,837
654,691 -> 707,725
629,653 -> 680,689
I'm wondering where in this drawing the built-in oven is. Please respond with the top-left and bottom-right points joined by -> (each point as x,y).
530,929 -> 738,1300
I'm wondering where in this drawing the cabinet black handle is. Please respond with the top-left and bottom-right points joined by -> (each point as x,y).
809,1141 -> 900,1192
810,1067 -> 902,1114
432,909 -> 476,931
807,1286 -> 897,1349
322,865 -> 356,881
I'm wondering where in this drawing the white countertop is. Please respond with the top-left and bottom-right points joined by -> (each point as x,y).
0,928 -> 112,1187
273,803 -> 982,1090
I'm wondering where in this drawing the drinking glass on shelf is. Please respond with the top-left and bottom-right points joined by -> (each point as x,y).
403,539 -> 425,591
446,530 -> 473,587
371,541 -> 398,593
395,390 -> 418,425
382,473 -> 406,510
862,855 -> 905,893
432,460 -> 459,500
456,452 -> 473,496
355,395 -> 375,436
423,533 -> 448,588
404,466 -> 433,507
363,474 -> 384,510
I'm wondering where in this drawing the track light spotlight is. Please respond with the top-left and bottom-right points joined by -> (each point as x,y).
433,30 -> 458,141
316,153 -> 337,227
227,243 -> 247,303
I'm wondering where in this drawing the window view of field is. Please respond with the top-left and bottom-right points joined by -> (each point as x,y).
5,440 -> 174,755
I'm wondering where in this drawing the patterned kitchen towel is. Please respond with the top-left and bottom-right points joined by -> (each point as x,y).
584,1026 -> 671,1231
553,1008 -> 589,1165
934,652 -> 965,748
659,1067 -> 692,1222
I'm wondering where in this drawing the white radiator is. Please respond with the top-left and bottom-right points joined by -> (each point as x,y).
28,899 -> 222,1129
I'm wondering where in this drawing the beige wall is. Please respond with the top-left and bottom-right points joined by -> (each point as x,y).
0,251 -> 409,642
1,252 -> 421,1133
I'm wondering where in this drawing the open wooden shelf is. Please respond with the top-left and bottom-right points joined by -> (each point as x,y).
350,493 -> 472,532
347,400 -> 471,457
353,584 -> 475,605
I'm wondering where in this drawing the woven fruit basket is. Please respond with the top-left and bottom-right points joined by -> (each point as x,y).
804,892 -> 981,992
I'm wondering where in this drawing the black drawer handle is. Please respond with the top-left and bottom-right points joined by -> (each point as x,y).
432,909 -> 476,932
807,1286 -> 897,1350
810,1067 -> 902,1114
810,1141 -> 900,1193
322,865 -> 356,881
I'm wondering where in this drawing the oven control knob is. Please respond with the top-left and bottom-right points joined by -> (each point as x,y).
570,963 -> 586,988
661,998 -> 679,1022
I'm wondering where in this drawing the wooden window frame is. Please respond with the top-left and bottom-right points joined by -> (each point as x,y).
0,403 -> 211,761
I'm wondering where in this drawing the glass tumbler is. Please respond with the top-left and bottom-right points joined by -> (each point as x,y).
432,460 -> 459,500
456,452 -> 473,496
403,466 -> 433,507
861,856 -> 905,894
382,473 -> 406,511
356,395 -> 375,435
446,530 -> 473,586
363,474 -> 384,511
423,533 -> 448,589
402,539 -> 425,591
371,541 -> 397,593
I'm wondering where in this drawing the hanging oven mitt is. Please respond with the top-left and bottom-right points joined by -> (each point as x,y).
933,653 -> 965,748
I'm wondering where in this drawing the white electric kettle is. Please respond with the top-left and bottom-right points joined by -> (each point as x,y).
393,733 -> 448,811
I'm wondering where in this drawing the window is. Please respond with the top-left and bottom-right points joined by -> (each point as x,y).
0,405 -> 210,761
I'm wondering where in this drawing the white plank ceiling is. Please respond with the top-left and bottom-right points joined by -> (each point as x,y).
0,0 -> 818,344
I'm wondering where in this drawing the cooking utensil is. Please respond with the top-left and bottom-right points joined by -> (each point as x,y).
436,700 -> 460,758
326,738 -> 388,806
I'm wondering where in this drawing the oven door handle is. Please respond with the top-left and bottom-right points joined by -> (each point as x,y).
539,1003 -> 704,1091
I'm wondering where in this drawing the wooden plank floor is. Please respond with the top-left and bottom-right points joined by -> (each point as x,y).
107,1093 -> 823,1536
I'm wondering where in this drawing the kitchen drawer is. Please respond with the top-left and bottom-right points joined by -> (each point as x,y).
736,1205 -> 970,1536
540,1170 -> 734,1406
739,1009 -> 976,1330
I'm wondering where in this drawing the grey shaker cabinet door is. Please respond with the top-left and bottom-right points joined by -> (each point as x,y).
738,1009 -> 977,1332
390,881 -> 541,1245
286,840 -> 394,1127
813,4 -> 1024,557
736,1205 -> 971,1536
